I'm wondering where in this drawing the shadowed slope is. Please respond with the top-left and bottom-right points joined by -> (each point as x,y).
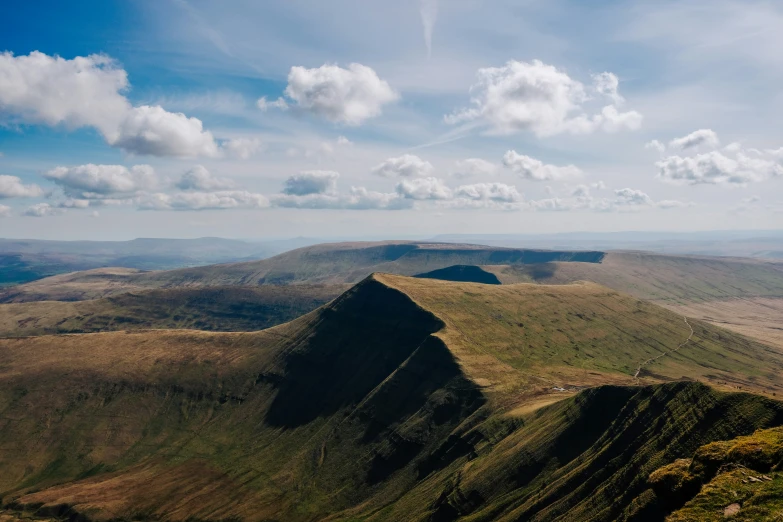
416,265 -> 502,285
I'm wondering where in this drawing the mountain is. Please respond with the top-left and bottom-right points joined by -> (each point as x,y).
0,241 -> 603,302
0,285 -> 347,337
2,274 -> 782,521
0,237 -> 310,286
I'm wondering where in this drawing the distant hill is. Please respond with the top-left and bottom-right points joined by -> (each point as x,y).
2,275 -> 783,521
0,241 -> 603,302
0,237 -> 319,286
0,285 -> 347,337
416,264 -> 501,284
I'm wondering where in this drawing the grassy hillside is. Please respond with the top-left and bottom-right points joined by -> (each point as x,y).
2,275 -> 783,521
0,285 -> 347,337
485,251 -> 783,304
0,242 -> 602,302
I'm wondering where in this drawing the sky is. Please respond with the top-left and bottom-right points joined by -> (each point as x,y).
1,0 -> 782,240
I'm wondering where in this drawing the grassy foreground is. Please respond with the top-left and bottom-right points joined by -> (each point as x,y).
1,275 -> 782,521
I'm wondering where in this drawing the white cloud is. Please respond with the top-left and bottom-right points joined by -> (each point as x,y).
0,175 -> 43,198
58,199 -> 91,209
656,150 -> 783,185
0,52 -> 221,158
337,135 -> 353,146
669,129 -> 720,150
111,105 -> 220,157
396,177 -> 452,200
571,184 -> 591,197
502,151 -> 582,181
22,203 -> 63,217
256,96 -> 288,111
452,158 -> 498,179
282,171 -> 339,196
614,188 -> 654,206
645,140 -> 666,154
138,191 -> 269,211
372,154 -> 434,178
45,164 -> 158,198
592,72 -> 624,105
0,51 -> 129,137
273,187 -> 410,210
0,205 -> 10,217
284,63 -> 399,125
222,137 -> 261,159
454,182 -> 522,203
176,165 -> 235,191
445,60 -> 642,136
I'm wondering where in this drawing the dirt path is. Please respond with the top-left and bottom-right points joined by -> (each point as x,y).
634,317 -> 694,379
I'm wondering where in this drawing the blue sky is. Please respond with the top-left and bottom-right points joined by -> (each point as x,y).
1,0 -> 782,239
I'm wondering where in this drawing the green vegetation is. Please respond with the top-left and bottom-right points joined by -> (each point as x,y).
0,285 -> 347,336
486,251 -> 783,304
650,427 -> 783,521
1,275 -> 783,521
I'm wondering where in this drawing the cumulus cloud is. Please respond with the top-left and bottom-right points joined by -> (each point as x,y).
110,105 -> 220,157
222,137 -> 261,159
372,154 -> 434,178
0,175 -> 43,198
22,203 -> 63,217
614,188 -> 654,206
282,171 -> 339,196
502,151 -> 582,181
176,165 -> 235,191
256,96 -> 288,111
337,135 -> 353,146
0,204 -> 10,217
273,187 -> 410,210
0,52 -> 220,157
0,51 -> 129,136
57,199 -> 91,209
669,129 -> 720,150
528,187 -> 686,212
45,164 -> 158,198
284,63 -> 398,125
396,177 -> 452,200
138,191 -> 269,211
454,182 -> 522,203
445,60 -> 642,136
656,151 -> 783,185
452,158 -> 498,179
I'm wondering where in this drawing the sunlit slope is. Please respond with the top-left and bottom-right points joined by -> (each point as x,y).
2,275 -> 783,521
485,251 -> 783,304
377,274 -> 783,399
0,285 -> 347,336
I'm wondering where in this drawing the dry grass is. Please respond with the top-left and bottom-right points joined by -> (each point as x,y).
666,297 -> 783,351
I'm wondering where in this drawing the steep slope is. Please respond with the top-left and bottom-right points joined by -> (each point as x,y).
0,285 -> 347,337
0,242 -> 602,302
2,275 -> 783,522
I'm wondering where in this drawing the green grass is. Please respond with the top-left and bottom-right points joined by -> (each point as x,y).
1,275 -> 783,521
